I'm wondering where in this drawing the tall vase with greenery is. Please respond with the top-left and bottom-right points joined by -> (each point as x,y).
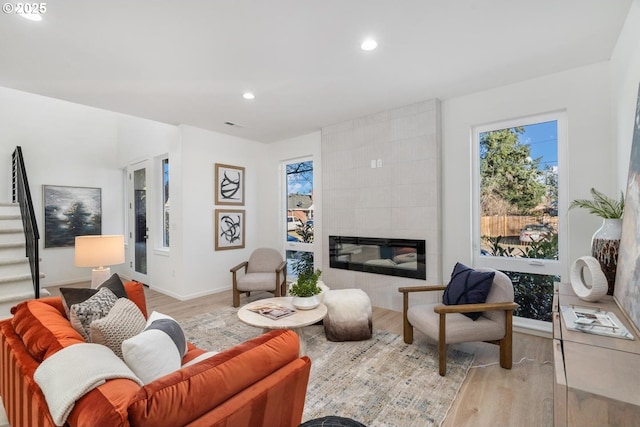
570,188 -> 625,295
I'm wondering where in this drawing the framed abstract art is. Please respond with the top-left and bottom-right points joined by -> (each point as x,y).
215,209 -> 245,250
215,163 -> 244,206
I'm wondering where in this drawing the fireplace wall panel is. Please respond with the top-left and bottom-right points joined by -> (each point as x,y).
321,100 -> 442,312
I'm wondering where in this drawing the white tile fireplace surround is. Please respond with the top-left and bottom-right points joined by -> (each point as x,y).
321,99 -> 442,312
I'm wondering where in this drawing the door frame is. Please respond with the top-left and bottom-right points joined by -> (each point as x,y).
128,160 -> 150,283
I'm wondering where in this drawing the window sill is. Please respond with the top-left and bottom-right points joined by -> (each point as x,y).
154,247 -> 170,257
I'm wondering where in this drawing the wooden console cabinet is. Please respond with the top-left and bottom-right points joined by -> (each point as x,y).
553,283 -> 640,426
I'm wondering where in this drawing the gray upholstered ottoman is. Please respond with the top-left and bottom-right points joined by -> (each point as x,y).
323,289 -> 372,341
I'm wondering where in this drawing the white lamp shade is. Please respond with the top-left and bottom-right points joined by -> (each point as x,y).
75,235 -> 125,268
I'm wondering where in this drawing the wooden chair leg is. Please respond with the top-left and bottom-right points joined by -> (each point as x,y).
402,292 -> 414,344
439,312 -> 447,376
232,289 -> 240,307
500,311 -> 514,369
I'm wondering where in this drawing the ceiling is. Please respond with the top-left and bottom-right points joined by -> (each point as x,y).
0,1 -> 633,143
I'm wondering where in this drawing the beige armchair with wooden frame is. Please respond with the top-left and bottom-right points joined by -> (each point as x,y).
399,268 -> 518,376
230,248 -> 287,307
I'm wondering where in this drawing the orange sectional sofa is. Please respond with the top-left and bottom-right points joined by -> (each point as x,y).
0,281 -> 311,427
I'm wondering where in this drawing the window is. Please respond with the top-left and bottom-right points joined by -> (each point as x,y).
161,157 -> 170,248
284,158 -> 314,279
473,113 -> 566,326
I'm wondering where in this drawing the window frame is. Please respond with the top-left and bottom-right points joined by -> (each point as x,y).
159,155 -> 170,250
471,111 -> 567,328
283,156 -> 315,280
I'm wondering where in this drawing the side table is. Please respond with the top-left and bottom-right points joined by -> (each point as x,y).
238,297 -> 327,356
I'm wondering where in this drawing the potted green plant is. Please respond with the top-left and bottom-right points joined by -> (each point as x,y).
289,268 -> 322,310
569,187 -> 625,295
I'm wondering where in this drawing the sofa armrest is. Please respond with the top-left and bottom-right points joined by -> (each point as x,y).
127,329 -> 308,427
0,319 -> 58,427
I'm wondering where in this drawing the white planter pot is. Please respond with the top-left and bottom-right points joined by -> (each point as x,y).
292,295 -> 320,310
591,218 -> 622,295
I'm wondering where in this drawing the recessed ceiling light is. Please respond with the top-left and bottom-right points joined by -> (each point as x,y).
19,13 -> 42,21
242,92 -> 255,100
361,39 -> 378,51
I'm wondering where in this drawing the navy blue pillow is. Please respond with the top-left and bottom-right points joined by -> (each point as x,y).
442,263 -> 495,320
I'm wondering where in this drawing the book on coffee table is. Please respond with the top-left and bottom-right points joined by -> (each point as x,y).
249,303 -> 296,320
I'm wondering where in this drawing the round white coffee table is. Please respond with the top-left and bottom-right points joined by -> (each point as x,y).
237,297 -> 327,356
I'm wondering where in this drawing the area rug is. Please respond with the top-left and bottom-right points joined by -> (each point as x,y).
180,308 -> 475,427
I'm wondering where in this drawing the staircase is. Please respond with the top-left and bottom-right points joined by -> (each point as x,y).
0,203 -> 47,319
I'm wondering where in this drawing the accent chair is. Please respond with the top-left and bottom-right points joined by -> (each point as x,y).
230,248 -> 287,307
399,267 -> 518,376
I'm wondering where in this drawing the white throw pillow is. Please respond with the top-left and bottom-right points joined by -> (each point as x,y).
121,311 -> 187,384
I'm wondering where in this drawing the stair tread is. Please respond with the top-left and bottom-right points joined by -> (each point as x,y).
0,242 -> 25,248
0,272 -> 45,283
0,258 -> 28,265
0,288 -> 51,304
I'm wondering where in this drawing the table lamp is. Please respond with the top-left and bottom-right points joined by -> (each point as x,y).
75,235 -> 125,288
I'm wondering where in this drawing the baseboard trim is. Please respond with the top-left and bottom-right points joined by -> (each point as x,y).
148,285 -> 232,301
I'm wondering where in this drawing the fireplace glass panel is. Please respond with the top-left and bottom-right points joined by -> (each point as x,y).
329,236 -> 426,280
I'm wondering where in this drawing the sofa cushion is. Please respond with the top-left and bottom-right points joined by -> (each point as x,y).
11,300 -> 85,361
60,274 -> 128,317
442,262 -> 495,320
90,298 -> 147,359
121,311 -> 187,384
69,288 -> 119,341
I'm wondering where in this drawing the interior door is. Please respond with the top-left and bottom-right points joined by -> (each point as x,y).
129,161 -> 149,283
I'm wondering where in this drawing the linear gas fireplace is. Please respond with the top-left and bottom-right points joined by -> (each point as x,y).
329,236 -> 426,280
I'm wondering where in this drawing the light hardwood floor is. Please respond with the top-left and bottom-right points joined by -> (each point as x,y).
48,283 -> 555,426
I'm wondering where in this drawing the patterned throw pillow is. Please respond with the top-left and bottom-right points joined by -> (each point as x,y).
60,274 -> 128,317
69,288 -> 118,341
90,298 -> 146,359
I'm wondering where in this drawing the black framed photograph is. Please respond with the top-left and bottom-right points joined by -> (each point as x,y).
43,185 -> 102,248
215,163 -> 245,205
215,209 -> 245,250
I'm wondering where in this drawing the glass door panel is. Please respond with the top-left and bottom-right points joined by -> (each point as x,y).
130,162 -> 148,282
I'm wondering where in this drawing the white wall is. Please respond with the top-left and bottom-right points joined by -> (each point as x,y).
156,125 -> 271,300
611,0 -> 640,189
0,86 -> 184,287
0,87 -> 122,285
441,62 -> 614,279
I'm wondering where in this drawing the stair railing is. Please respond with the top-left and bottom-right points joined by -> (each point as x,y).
11,146 -> 40,299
